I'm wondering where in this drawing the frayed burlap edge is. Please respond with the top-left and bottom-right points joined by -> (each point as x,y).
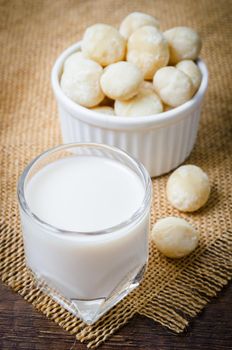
139,231 -> 232,333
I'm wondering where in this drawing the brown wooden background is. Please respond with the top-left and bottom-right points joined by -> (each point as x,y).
0,282 -> 231,349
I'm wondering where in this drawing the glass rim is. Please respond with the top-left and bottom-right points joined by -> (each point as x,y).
17,143 -> 152,237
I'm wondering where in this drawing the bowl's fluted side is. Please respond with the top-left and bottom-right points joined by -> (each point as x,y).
57,102 -> 201,177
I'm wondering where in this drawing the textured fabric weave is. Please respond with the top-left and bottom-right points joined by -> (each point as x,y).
0,0 -> 232,348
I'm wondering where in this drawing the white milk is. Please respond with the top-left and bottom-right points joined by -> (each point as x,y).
25,156 -> 144,232
20,154 -> 150,322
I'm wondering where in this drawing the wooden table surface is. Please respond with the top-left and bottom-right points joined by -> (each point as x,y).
0,281 -> 231,350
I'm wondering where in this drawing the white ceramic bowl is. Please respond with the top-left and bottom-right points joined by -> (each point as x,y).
51,42 -> 208,177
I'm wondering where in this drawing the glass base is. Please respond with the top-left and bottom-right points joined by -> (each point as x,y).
28,264 -> 146,325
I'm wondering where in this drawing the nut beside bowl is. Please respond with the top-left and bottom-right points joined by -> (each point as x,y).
51,41 -> 208,177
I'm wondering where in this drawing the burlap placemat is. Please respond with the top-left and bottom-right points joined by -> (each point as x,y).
1,0 -> 232,348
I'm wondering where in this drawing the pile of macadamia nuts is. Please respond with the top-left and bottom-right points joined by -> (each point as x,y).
61,12 -> 202,117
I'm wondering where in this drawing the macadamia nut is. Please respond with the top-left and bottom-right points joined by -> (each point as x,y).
127,26 -> 169,80
100,61 -> 143,101
164,26 -> 202,65
115,87 -> 163,117
63,51 -> 86,70
166,165 -> 210,212
60,58 -> 104,107
91,106 -> 115,115
176,60 -> 202,93
153,66 -> 194,107
119,12 -> 159,39
81,24 -> 126,66
152,217 -> 199,258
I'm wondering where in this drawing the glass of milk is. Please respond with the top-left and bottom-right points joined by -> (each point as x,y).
18,143 -> 152,324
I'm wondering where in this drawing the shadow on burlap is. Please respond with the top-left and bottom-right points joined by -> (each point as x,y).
0,0 -> 232,348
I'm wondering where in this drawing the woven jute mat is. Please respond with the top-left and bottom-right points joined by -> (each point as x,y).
1,0 -> 232,348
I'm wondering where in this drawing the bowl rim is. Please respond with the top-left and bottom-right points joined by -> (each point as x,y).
51,41 -> 208,130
